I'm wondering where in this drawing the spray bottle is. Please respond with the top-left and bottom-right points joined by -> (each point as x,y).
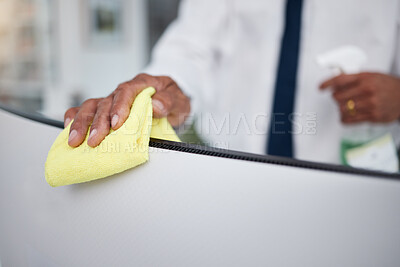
317,45 -> 394,167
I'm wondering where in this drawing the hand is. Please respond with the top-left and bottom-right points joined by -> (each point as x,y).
64,73 -> 191,148
320,72 -> 400,124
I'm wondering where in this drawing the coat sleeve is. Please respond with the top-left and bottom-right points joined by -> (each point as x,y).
143,0 -> 231,128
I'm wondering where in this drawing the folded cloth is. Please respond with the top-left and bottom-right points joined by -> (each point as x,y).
45,87 -> 180,187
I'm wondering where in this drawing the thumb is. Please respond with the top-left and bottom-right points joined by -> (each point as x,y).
151,93 -> 173,118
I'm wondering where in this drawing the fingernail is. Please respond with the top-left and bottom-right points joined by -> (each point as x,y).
111,114 -> 119,128
88,129 -> 97,141
64,118 -> 71,128
152,99 -> 165,113
68,130 -> 77,143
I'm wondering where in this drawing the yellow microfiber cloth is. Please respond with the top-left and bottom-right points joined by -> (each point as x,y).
45,87 -> 180,187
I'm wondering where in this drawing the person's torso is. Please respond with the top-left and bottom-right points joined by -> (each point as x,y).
196,0 -> 400,163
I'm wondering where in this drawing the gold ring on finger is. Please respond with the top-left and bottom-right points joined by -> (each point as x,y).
346,99 -> 356,116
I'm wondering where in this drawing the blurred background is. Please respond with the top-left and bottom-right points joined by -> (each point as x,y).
0,0 -> 180,119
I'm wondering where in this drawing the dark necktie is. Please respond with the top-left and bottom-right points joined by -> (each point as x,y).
267,0 -> 304,157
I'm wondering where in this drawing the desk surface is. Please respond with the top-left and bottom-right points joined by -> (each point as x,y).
1,109 -> 400,267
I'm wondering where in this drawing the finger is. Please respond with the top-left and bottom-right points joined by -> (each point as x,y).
87,97 -> 113,147
332,84 -> 368,103
320,73 -> 360,90
68,99 -> 98,147
339,98 -> 371,115
109,83 -> 144,131
64,107 -> 79,128
342,112 -> 372,124
109,74 -> 168,130
339,95 -> 375,124
151,90 -> 174,118
153,88 -> 191,128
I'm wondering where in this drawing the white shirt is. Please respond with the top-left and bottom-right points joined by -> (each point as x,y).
145,0 -> 400,164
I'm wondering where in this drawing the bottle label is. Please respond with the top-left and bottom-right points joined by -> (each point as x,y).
344,134 -> 399,173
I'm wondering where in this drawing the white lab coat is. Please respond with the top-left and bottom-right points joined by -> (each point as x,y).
145,0 -> 400,164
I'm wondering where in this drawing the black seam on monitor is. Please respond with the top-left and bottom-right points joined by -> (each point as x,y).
1,103 -> 399,181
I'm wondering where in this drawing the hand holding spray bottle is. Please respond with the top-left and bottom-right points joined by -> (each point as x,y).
317,46 -> 399,172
